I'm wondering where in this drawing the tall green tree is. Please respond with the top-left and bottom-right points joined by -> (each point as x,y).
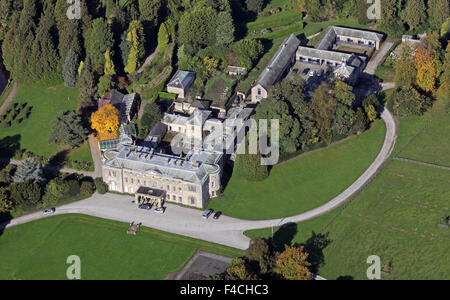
85,18 -> 114,74
48,110 -> 88,148
30,5 -> 61,85
394,44 -> 417,88
138,0 -> 162,26
62,49 -> 79,87
402,0 -> 427,31
179,6 -> 217,54
427,0 -> 449,31
216,11 -> 235,46
9,182 -> 42,207
245,238 -> 273,275
2,0 -> 37,82
57,19 -> 83,60
378,0 -> 403,37
310,82 -> 338,144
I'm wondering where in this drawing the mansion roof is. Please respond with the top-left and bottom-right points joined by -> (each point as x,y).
104,145 -> 222,184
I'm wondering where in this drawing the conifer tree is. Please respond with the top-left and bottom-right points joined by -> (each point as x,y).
13,158 -> 46,185
30,4 -> 61,85
63,49 -> 79,87
124,20 -> 146,74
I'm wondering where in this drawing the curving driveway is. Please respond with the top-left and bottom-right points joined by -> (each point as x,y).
1,109 -> 398,250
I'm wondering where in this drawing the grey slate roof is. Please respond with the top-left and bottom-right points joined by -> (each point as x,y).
316,26 -> 384,50
297,47 -> 366,68
104,145 -> 221,184
256,34 -> 301,89
191,99 -> 211,110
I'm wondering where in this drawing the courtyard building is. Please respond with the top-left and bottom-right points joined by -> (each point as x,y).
251,34 -> 301,103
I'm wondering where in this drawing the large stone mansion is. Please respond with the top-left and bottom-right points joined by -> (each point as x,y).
99,84 -> 253,208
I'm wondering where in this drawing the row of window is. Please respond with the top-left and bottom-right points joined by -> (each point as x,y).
166,195 -> 197,206
123,177 -> 198,194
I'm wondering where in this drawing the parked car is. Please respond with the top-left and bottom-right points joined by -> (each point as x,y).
43,208 -> 55,215
154,207 -> 166,214
292,68 -> 299,74
317,69 -> 324,77
303,68 -> 310,75
202,209 -> 214,219
139,204 -> 151,210
308,70 -> 316,77
213,212 -> 222,220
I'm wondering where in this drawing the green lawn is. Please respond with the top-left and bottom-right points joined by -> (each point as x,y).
375,65 -> 395,82
393,98 -> 449,156
245,98 -> 450,280
0,214 -> 243,280
396,101 -> 449,167
208,120 -> 386,219
0,84 -> 92,165
315,160 -> 450,280
66,141 -> 94,168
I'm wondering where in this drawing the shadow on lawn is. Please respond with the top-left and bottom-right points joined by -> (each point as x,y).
271,225 -> 332,275
0,211 -> 12,237
49,149 -> 70,167
272,222 -> 298,252
0,134 -> 21,160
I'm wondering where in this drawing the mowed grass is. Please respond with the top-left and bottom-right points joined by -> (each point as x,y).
0,214 -> 243,280
397,101 -> 450,167
316,160 -> 450,280
0,84 -> 91,161
246,98 -> 450,280
208,120 -> 386,219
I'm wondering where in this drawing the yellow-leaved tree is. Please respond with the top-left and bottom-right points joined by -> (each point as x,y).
415,45 -> 437,92
91,104 -> 121,141
276,245 -> 312,280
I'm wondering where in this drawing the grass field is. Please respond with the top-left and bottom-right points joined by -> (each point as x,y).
0,84 -> 93,165
208,120 -> 386,220
396,102 -> 449,167
316,160 -> 450,280
245,98 -> 450,280
0,214 -> 243,280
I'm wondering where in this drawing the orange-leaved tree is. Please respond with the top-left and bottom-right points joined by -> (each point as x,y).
276,245 -> 312,280
91,104 -> 121,141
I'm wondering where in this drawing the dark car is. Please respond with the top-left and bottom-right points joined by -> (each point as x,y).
139,204 -> 151,210
213,212 -> 222,220
292,68 -> 299,74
